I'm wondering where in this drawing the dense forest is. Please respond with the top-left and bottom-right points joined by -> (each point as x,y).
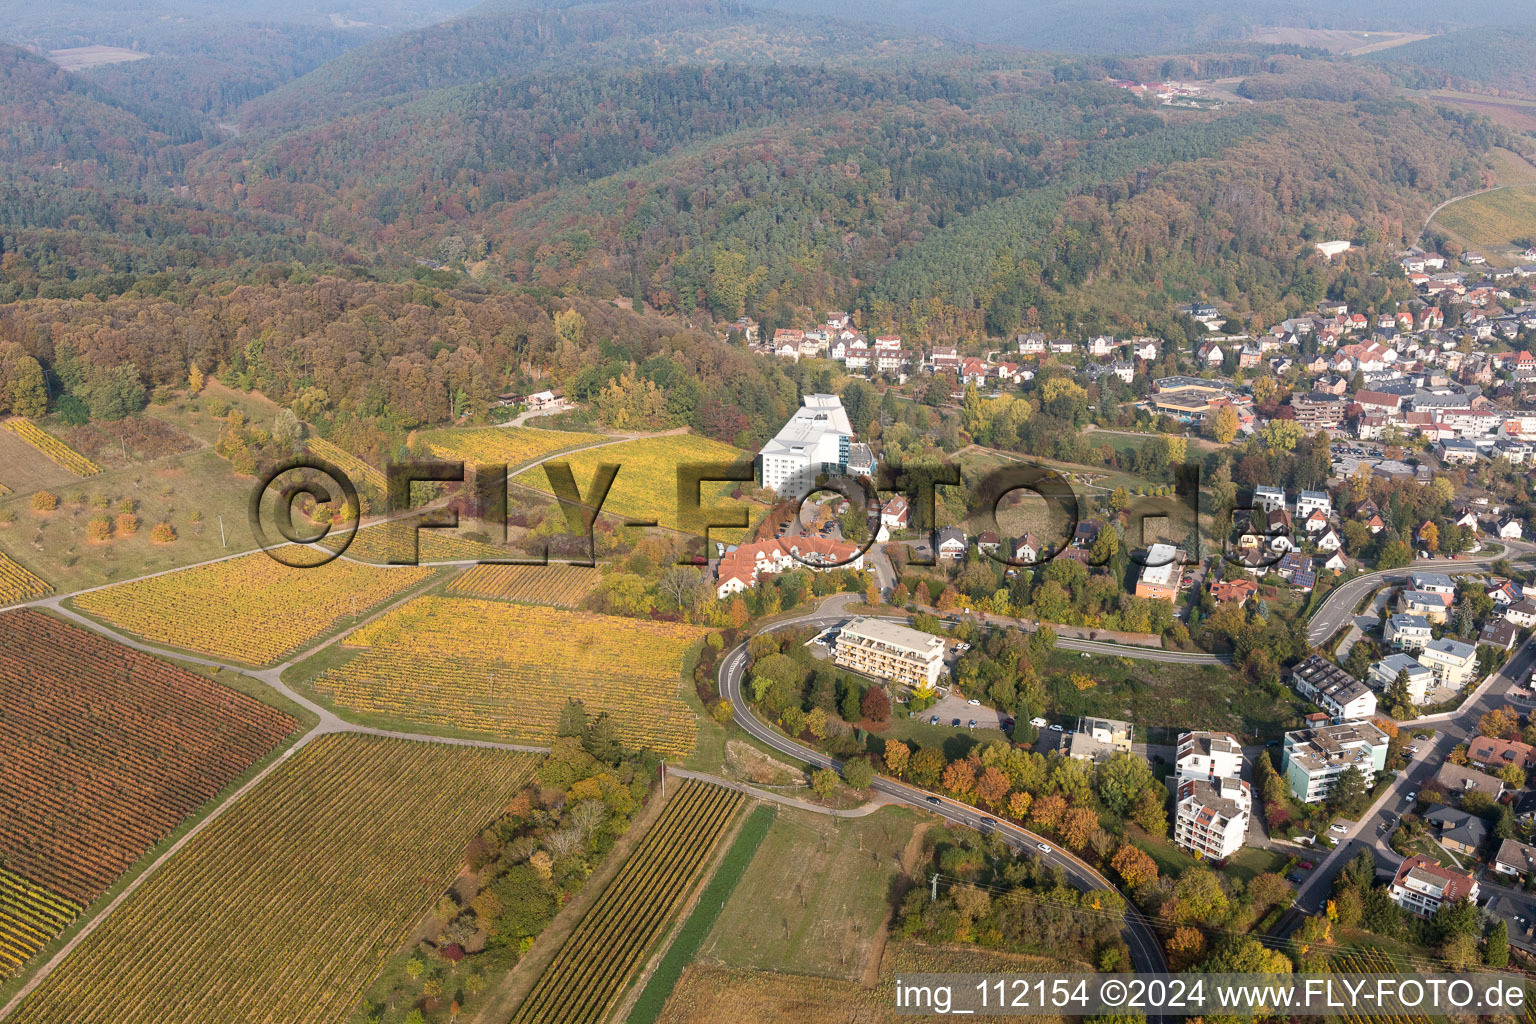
0,0 -> 1527,445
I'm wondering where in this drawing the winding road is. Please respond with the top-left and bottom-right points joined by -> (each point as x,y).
717,593 -> 1172,984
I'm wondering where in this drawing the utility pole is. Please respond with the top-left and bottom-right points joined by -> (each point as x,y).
930,872 -> 939,902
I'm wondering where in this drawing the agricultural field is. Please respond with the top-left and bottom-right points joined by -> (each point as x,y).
700,806 -> 921,980
512,434 -> 752,539
419,425 -> 607,469
306,436 -> 387,495
654,944 -> 1082,1024
1431,185 -> 1536,251
1,419 -> 101,477
446,562 -> 600,606
0,608 -> 294,924
0,551 -> 50,605
512,780 -> 745,1024
0,869 -> 78,981
303,597 -> 704,753
8,735 -> 538,1024
72,551 -> 436,665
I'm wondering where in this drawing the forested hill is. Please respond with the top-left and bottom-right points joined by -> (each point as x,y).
239,0 -> 981,129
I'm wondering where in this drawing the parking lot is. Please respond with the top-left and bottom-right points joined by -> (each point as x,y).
920,693 -> 1008,732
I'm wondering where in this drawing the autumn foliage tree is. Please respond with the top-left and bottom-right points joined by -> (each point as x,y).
883,740 -> 910,778
1109,843 -> 1158,889
1030,793 -> 1066,831
860,686 -> 891,723
1061,807 -> 1099,851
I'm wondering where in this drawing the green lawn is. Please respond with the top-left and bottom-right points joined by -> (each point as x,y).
1224,845 -> 1290,886
700,805 -> 920,980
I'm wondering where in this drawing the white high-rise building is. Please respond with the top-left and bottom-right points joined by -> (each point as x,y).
758,394 -> 854,498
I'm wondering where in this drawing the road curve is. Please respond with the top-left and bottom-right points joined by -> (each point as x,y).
718,595 -> 1171,983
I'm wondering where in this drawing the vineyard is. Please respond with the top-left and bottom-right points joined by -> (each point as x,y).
330,517 -> 514,564
8,734 -> 539,1024
1328,948 -> 1434,1024
306,436 -> 387,495
447,562 -> 600,606
512,434 -> 752,538
512,780 -> 746,1024
72,551 -> 435,665
1,419 -> 101,476
420,425 -> 607,468
0,609 -> 296,904
307,597 -> 703,753
0,551 -> 50,604
0,869 -> 78,980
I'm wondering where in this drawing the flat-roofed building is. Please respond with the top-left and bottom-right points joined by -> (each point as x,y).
832,617 -> 945,690
1384,613 -> 1433,651
1282,720 -> 1390,803
1370,653 -> 1431,706
1175,731 -> 1243,784
1068,716 -> 1134,763
1135,543 -> 1180,602
1174,776 -> 1252,860
758,394 -> 854,498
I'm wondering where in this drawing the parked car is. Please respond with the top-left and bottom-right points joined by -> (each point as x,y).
1329,823 -> 1348,834
951,718 -> 961,727
1406,790 -> 1417,802
928,715 -> 940,726
1299,860 -> 1315,870
1049,724 -> 1064,732
968,719 -> 977,729
967,698 -> 981,706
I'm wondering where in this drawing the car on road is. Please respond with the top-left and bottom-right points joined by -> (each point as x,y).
928,715 -> 940,725
1049,724 -> 1064,731
967,698 -> 981,706
981,817 -> 997,826
1405,790 -> 1417,802
1037,843 -> 1052,853
951,718 -> 961,727
968,719 -> 977,729
1329,823 -> 1348,834
926,796 -> 941,806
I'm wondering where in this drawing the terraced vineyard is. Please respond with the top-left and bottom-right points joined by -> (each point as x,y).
447,562 -> 600,606
72,551 -> 435,665
1328,948 -> 1435,1024
512,780 -> 746,1024
420,425 -> 607,468
0,609 -> 297,904
9,735 -> 539,1024
305,436 -> 387,495
1,419 -> 101,476
308,597 -> 703,753
0,869 -> 79,980
0,551 -> 50,605
512,434 -> 751,539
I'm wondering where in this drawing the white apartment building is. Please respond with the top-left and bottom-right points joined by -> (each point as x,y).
1282,720 -> 1390,803
1417,637 -> 1478,690
832,617 -> 945,690
1296,490 -> 1332,518
1174,731 -> 1243,784
1290,654 -> 1378,721
757,394 -> 854,498
1370,653 -> 1431,706
1174,777 -> 1252,861
1384,613 -> 1433,651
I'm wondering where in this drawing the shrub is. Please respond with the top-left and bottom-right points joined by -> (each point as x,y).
118,498 -> 138,515
116,513 -> 140,535
151,522 -> 178,544
86,516 -> 114,542
32,491 -> 58,512
91,494 -> 111,511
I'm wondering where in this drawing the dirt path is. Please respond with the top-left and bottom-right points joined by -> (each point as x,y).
859,820 -> 932,988
463,780 -> 675,1024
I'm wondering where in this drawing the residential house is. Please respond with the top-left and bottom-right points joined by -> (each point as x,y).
1067,717 -> 1134,764
1370,653 -> 1431,705
1491,580 -> 1523,606
1494,839 -> 1536,881
1210,578 -> 1258,605
1134,543 -> 1181,602
1423,805 -> 1488,856
1467,735 -> 1536,771
714,535 -> 865,599
1296,490 -> 1333,519
1014,533 -> 1040,564
976,531 -> 1001,554
880,495 -> 910,530
1316,526 -> 1344,552
1435,761 -> 1505,801
1384,614 -> 1433,651
1499,517 -> 1524,540
1418,637 -> 1478,690
1481,619 -> 1519,651
1505,598 -> 1536,628
935,526 -> 967,561
1252,486 -> 1286,514
1290,654 -> 1378,721
1389,856 -> 1479,917
1398,589 -> 1451,623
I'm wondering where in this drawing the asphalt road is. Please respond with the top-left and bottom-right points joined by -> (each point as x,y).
1306,541 -> 1534,646
720,594 -> 1172,984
